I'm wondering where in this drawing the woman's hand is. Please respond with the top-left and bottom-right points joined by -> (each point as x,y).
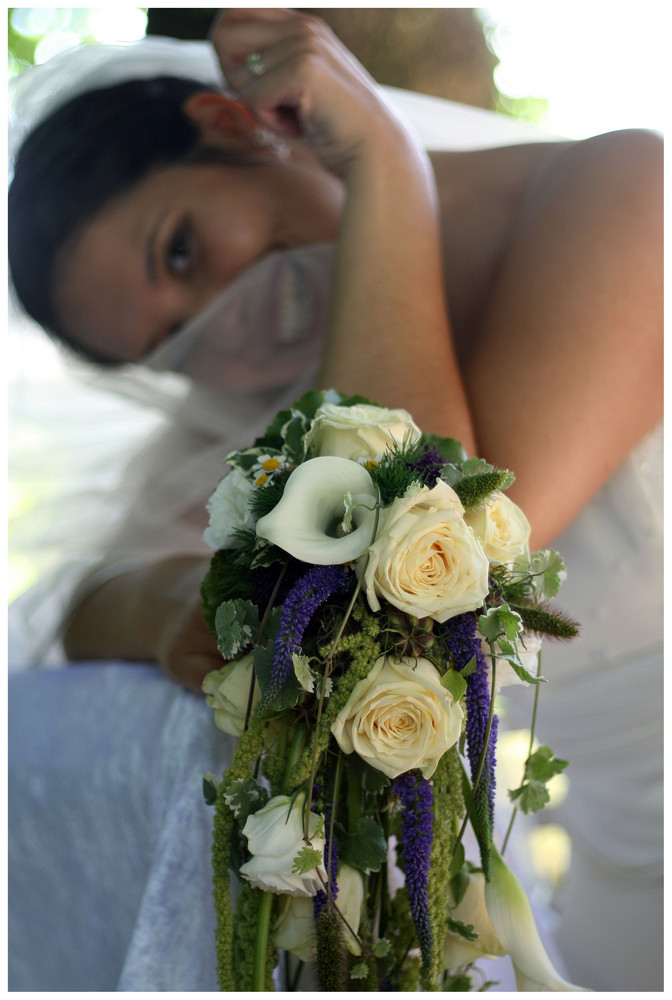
209,8 -> 409,175
63,555 -> 223,693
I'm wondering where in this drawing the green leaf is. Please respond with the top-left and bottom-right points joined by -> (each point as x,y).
214,599 -> 259,659
509,746 -> 568,814
459,654 -> 477,678
350,962 -> 369,980
222,777 -> 269,824
420,434 -> 466,465
526,745 -> 569,783
528,548 -> 567,600
201,548 -> 254,632
509,779 -> 550,814
202,773 -> 218,806
445,915 -> 478,943
441,668 -> 467,703
373,938 -> 392,958
478,604 -> 523,644
292,845 -> 323,875
448,840 -> 466,880
338,816 -> 387,873
292,652 -> 316,693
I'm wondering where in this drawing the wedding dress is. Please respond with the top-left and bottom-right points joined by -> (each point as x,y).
8,38 -> 662,992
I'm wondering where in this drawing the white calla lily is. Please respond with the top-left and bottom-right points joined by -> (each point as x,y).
485,848 -> 590,991
255,456 -> 378,564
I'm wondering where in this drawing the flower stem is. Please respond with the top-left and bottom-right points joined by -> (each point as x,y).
252,890 -> 274,991
283,723 -> 307,793
501,648 -> 543,856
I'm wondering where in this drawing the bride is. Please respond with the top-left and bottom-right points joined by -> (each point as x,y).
8,8 -> 662,991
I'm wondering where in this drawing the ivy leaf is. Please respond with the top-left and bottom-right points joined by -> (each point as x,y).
441,668 -> 467,703
214,599 -> 259,659
223,777 -> 268,824
478,604 -> 523,645
527,745 -> 569,783
292,845 -> 323,875
495,638 -> 544,685
509,779 -> 551,814
338,817 -> 387,873
528,548 -> 567,600
350,962 -> 369,981
509,746 -> 568,814
373,938 -> 392,958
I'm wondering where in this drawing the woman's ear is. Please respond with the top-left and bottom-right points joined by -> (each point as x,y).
182,92 -> 262,146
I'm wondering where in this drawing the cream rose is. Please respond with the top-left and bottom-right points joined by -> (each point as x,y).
331,655 -> 464,779
271,863 -> 365,962
443,871 -> 506,969
203,467 -> 256,550
361,480 -> 490,623
305,402 -> 422,462
202,652 -> 258,737
240,793 -> 327,897
464,492 -> 531,567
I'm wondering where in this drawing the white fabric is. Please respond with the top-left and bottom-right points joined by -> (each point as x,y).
8,37 -> 661,993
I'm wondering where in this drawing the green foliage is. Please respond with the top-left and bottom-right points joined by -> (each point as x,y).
527,548 -> 567,599
201,548 -> 253,632
445,915 -> 478,942
222,777 -> 268,825
338,816 -> 388,873
292,845 -> 323,874
202,773 -> 218,806
441,667 -> 467,703
214,598 -> 259,659
509,745 -> 569,814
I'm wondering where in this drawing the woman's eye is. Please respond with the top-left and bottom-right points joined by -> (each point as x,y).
166,224 -> 193,276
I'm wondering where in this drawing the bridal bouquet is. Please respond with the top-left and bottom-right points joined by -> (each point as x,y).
200,390 -> 581,992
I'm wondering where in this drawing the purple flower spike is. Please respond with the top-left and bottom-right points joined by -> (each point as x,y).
440,613 -> 498,836
264,564 -> 349,708
393,771 -> 434,969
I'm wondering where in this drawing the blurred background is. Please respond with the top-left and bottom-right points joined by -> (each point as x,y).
8,5 -> 668,138
6,5 -> 666,905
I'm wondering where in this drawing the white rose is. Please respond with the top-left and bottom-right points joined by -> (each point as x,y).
331,655 -> 464,779
203,467 -> 256,550
361,480 -> 490,623
240,793 -> 327,897
202,652 -> 259,736
443,871 -> 506,969
464,492 -> 530,567
305,403 -> 422,462
271,863 -> 364,962
256,456 -> 378,565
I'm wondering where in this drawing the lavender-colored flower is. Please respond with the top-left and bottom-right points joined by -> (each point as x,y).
440,613 -> 498,857
405,442 -> 445,488
263,564 -> 349,708
314,802 -> 339,920
393,771 -> 434,969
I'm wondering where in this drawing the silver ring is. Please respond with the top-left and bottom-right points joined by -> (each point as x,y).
244,51 -> 266,78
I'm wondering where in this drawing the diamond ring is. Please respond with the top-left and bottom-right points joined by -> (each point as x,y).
244,52 -> 266,77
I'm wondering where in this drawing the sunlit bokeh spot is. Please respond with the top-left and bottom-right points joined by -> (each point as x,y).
528,823 -> 572,889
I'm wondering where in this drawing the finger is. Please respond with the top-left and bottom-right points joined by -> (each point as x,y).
164,651 -> 223,694
211,10 -> 324,74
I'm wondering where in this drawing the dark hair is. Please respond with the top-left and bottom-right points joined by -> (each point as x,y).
8,75 -> 252,364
